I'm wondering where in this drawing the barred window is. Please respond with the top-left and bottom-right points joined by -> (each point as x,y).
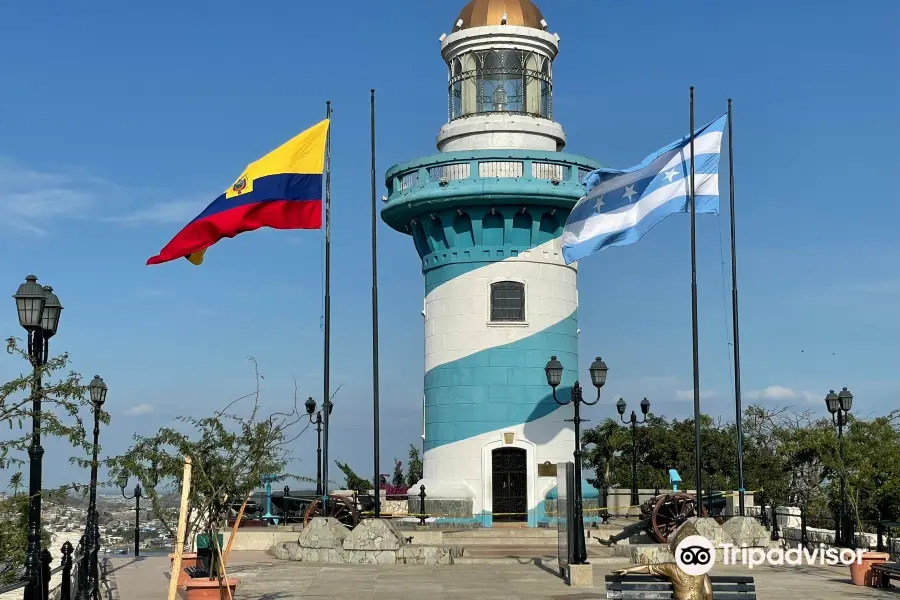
490,282 -> 525,322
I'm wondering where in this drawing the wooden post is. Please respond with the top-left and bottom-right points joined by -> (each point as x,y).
167,456 -> 193,600
213,536 -> 234,600
222,492 -> 251,565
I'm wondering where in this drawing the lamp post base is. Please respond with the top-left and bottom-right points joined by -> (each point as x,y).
567,563 -> 594,588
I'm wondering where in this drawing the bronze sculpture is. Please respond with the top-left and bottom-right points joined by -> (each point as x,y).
611,562 -> 713,600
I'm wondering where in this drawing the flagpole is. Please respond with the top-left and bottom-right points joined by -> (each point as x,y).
728,99 -> 746,516
689,86 -> 703,513
370,89 -> 382,519
322,100 -> 332,511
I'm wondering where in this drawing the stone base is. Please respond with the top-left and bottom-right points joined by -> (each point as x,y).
669,517 -> 729,553
722,516 -> 769,547
397,545 -> 460,565
567,563 -> 593,588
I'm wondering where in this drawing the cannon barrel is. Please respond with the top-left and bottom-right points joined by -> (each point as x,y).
703,491 -> 727,513
597,517 -> 652,546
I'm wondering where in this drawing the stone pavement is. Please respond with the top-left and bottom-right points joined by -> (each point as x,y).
107,551 -> 899,600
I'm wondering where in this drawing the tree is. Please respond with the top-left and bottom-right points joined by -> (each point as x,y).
582,418 -> 628,490
391,460 -> 404,487
335,461 -> 370,493
405,445 -> 423,487
107,360 -> 309,554
1,336 -> 97,474
1,337 -> 96,584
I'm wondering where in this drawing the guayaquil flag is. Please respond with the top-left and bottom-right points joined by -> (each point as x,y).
146,119 -> 330,266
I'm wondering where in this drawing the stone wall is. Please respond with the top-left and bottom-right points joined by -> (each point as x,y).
270,518 -> 462,566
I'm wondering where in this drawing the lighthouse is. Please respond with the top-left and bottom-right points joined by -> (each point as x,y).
382,0 -> 600,527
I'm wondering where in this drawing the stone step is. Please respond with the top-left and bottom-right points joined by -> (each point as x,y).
444,525 -> 623,539
453,555 -> 629,566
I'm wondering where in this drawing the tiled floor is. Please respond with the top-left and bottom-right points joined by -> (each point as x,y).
107,551 -> 899,600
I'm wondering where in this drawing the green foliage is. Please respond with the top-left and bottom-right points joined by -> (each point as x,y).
582,417 -> 629,490
106,359 -> 310,550
405,444 -> 423,487
581,404 -> 900,530
391,459 -> 404,487
335,460 -> 370,493
840,412 -> 900,527
1,337 -> 98,584
1,337 -> 100,473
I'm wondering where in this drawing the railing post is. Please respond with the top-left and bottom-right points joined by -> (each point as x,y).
834,506 -> 841,547
40,548 -> 52,600
418,485 -> 426,526
760,498 -> 769,528
61,541 -> 74,600
770,504 -> 780,542
800,504 -> 809,549
600,483 -> 609,525
877,521 -> 885,553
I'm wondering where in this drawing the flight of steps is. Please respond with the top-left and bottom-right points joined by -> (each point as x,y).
442,526 -> 630,565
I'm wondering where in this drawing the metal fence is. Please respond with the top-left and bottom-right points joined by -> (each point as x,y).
0,540 -> 86,600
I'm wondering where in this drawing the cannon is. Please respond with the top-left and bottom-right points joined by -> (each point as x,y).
302,494 -> 360,529
597,491 -> 726,545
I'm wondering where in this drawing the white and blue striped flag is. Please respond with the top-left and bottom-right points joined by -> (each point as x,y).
562,115 -> 728,264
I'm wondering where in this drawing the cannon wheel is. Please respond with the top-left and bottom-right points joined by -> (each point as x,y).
649,492 -> 707,543
303,495 -> 359,529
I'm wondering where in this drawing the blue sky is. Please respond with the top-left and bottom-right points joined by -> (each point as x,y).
1,0 -> 897,489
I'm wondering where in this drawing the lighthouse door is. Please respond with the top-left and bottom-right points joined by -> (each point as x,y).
491,448 -> 527,522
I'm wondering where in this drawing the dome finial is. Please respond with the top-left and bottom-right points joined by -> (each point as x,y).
454,0 -> 546,31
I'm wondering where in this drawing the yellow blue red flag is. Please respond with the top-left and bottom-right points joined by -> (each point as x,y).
147,119 -> 329,266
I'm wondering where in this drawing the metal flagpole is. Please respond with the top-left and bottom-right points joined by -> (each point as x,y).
371,89 -> 382,519
728,99 -> 746,516
689,86 -> 703,513
322,100 -> 332,511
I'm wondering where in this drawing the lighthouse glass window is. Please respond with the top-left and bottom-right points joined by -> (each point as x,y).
448,49 -> 551,120
490,282 -> 526,322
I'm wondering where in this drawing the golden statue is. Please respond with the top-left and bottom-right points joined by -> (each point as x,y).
611,562 -> 712,600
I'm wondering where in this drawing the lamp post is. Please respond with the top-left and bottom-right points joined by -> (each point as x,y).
117,474 -> 142,557
305,396 -> 333,497
13,275 -> 62,600
544,355 -> 608,565
617,397 -> 650,508
77,375 -> 107,600
825,387 -> 853,547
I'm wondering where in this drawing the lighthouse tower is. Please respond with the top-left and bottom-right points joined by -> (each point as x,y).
382,0 -> 600,527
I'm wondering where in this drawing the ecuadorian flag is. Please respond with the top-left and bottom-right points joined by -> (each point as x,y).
146,119 -> 329,266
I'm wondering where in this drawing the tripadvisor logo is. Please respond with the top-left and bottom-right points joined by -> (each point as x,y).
675,536 -> 715,575
675,536 -> 865,573
722,544 -> 864,569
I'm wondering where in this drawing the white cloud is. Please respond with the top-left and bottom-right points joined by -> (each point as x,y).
108,199 -> 204,225
674,389 -> 717,401
0,158 -> 209,234
745,385 -> 818,402
0,161 -> 108,235
124,404 -> 154,416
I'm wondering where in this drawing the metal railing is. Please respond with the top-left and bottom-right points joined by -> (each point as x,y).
0,540 -> 85,600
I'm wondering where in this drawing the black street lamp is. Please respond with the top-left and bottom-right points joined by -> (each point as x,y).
77,376 -> 107,600
13,275 -> 62,600
305,396 -> 333,497
617,397 -> 650,508
544,355 -> 608,566
825,387 -> 854,547
117,474 -> 143,557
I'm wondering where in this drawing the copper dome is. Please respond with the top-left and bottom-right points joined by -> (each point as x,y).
454,0 -> 545,31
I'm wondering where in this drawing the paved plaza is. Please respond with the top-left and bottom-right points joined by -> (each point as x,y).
107,551 -> 898,600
